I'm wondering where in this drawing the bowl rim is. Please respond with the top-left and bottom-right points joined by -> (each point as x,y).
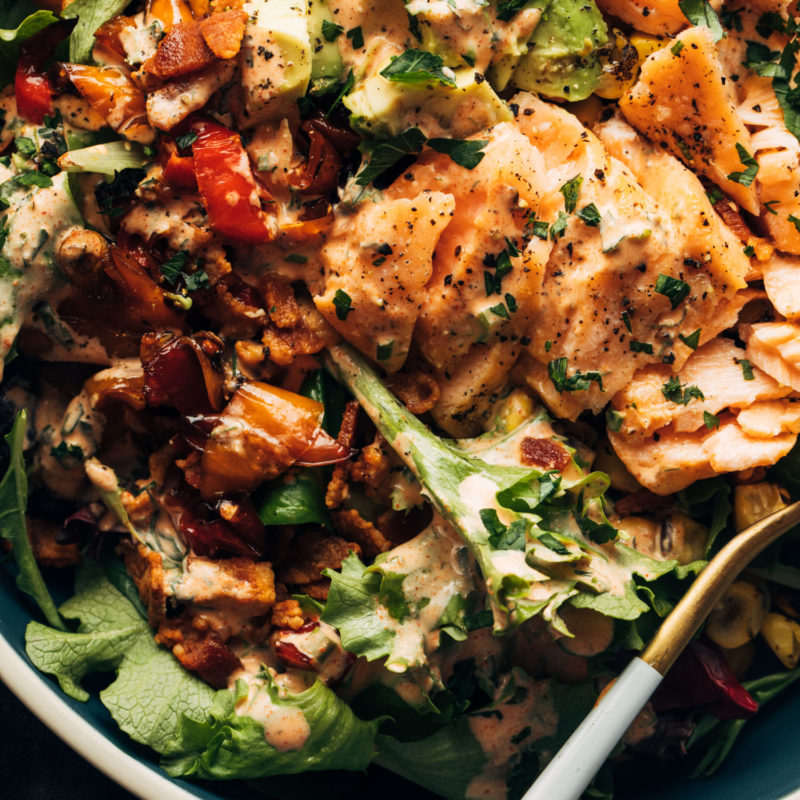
0,632 -> 199,800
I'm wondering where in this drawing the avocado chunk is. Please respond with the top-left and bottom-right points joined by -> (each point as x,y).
308,0 -> 342,84
344,65 -> 512,139
238,0 -> 312,125
510,0 -> 608,101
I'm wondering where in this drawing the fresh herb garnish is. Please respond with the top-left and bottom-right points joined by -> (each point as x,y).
346,26 -> 364,48
678,0 -> 724,42
655,274 -> 691,309
356,127 -> 427,186
427,138 -> 488,169
548,357 -> 603,393
333,289 -> 353,320
679,329 -> 702,350
704,410 -> 720,430
661,375 -> 705,405
577,203 -> 601,227
727,143 -> 759,187
736,358 -> 755,380
630,340 -> 654,354
321,19 -> 344,41
380,49 -> 456,86
175,131 -> 198,151
560,175 -> 583,214
376,341 -> 393,361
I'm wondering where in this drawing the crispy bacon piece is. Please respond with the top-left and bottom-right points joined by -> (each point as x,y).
143,21 -> 216,79
385,371 -> 440,415
156,621 -> 242,688
121,541 -> 167,627
197,10 -> 248,59
520,437 -> 570,472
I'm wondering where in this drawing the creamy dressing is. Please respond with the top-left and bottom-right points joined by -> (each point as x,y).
466,671 -> 559,800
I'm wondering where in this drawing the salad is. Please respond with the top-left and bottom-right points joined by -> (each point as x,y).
2,0 -> 800,797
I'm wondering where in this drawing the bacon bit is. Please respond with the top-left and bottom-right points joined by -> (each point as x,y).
121,541 -> 167,627
713,197 -> 773,262
143,21 -> 216,79
324,400 -> 359,509
198,9 -> 248,59
385,371 -> 440,415
614,489 -> 673,517
271,598 -> 306,630
275,641 -> 314,669
331,507 -> 393,558
520,437 -> 570,471
157,623 -> 242,688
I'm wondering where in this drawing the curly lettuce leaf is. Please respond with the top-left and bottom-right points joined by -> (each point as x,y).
324,343 -> 703,634
26,559 -> 214,750
0,410 -> 64,630
162,677 -> 379,779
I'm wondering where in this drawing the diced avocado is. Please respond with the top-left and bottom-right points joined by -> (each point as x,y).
238,0 -> 312,125
308,0 -> 342,83
510,0 -> 608,101
344,66 -> 512,139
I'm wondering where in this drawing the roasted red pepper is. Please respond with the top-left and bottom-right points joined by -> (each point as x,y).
15,21 -> 73,123
161,140 -> 198,190
190,120 -> 273,244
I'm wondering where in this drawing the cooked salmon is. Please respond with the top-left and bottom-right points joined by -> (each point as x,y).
742,322 -> 800,392
595,0 -> 688,35
620,27 -> 760,215
315,190 -> 455,372
610,337 -> 792,436
762,254 -> 800,319
609,413 -> 800,494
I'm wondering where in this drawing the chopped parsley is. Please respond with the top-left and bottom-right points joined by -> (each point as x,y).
538,532 -> 570,556
183,270 -> 209,292
655,274 -> 690,309
175,131 -> 198,151
661,375 -> 705,405
606,408 -> 624,432
671,40 -> 685,56
496,0 -> 530,22
560,175 -> 583,214
736,358 -> 755,380
630,340 -> 654,354
550,211 -> 569,240
333,289 -> 353,320
489,302 -> 510,319
160,251 -> 189,285
678,329 -> 702,350
14,137 -> 36,157
376,341 -> 393,361
678,0 -> 724,42
50,442 -> 85,465
346,26 -> 364,48
356,127 -> 426,186
529,219 -> 549,240
727,143 -> 759,187
548,358 -> 603,393
577,203 -> 601,227
321,19 -> 344,41
480,508 -> 526,551
380,49 -> 456,86
743,244 -> 756,257
789,214 -> 800,233
704,410 -> 720,430
427,138 -> 488,169
284,253 -> 309,263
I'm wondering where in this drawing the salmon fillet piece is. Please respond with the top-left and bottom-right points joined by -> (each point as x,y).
620,27 -> 759,215
611,337 -> 792,437
610,413 -> 800,494
315,190 -> 454,372
762,254 -> 800,320
595,0 -> 689,35
743,322 -> 800,393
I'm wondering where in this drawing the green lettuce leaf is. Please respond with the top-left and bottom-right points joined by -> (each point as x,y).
375,720 -> 486,800
0,410 -> 64,630
61,0 -> 130,64
26,559 -> 214,751
0,8 -> 58,86
162,677 -> 379,778
255,470 -> 332,530
58,141 -> 149,176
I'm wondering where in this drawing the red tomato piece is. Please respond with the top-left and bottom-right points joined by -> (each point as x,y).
190,120 -> 272,244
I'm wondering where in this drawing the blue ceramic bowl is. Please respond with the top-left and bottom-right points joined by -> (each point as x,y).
2,562 -> 800,800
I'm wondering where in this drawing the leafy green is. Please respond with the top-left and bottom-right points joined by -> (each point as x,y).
356,127 -> 427,186
577,203 -> 601,227
560,175 -> 583,214
678,0 -> 724,41
162,677 -> 379,779
0,9 -> 58,86
61,0 -> 130,64
687,667 -> 800,778
323,343 -> 691,633
57,141 -> 149,176
321,19 -> 343,41
679,328 -> 702,350
380,49 -> 456,86
677,476 -> 732,553
0,410 -> 64,630
655,274 -> 691,309
726,143 -> 759,187
427,138 -> 488,169
26,559 -> 213,748
300,368 -> 348,436
375,721 -> 486,800
332,288 -> 353,319
548,357 -> 603,392
255,471 -> 332,530
661,375 -> 705,405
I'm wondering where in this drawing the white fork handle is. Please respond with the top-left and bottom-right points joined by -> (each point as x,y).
523,657 -> 663,800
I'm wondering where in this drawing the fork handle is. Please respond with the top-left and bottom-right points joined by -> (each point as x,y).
523,657 -> 663,800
